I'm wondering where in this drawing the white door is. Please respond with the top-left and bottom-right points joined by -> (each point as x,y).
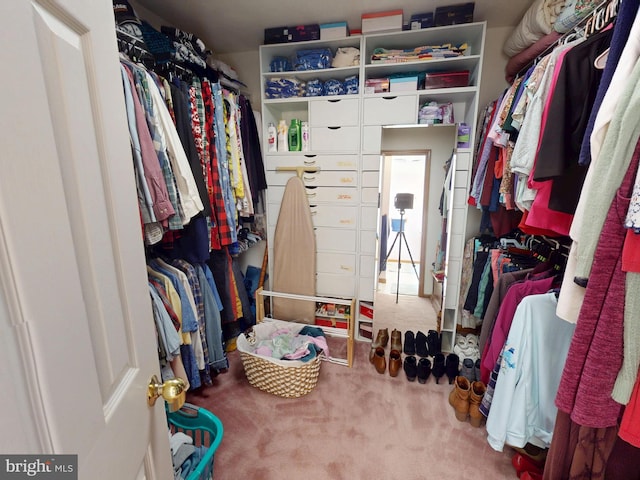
0,0 -> 174,478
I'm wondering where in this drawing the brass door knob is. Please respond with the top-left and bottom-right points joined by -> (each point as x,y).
147,375 -> 186,412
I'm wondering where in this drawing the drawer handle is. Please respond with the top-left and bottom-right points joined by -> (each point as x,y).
306,192 -> 317,198
382,96 -> 398,100
328,99 -> 341,103
303,159 -> 316,166
303,174 -> 317,182
328,126 -> 341,130
304,154 -> 317,158
340,265 -> 353,271
310,211 -> 318,216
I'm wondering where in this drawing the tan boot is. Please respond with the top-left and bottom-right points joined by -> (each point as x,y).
469,381 -> 487,427
369,328 -> 389,363
449,376 -> 471,422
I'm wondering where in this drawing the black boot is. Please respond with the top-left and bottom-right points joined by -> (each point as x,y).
417,357 -> 432,384
427,329 -> 441,356
403,355 -> 417,382
415,330 -> 429,357
432,353 -> 446,384
403,331 -> 416,356
445,353 -> 460,385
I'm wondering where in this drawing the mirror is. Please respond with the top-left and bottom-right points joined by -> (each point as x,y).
372,124 -> 458,339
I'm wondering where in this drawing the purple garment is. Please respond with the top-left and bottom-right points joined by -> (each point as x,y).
578,0 -> 640,166
480,274 -> 556,384
555,140 -> 640,427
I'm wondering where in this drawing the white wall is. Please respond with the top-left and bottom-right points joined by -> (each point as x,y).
381,125 -> 458,296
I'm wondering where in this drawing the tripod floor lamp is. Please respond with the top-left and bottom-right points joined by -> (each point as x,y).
383,193 -> 419,303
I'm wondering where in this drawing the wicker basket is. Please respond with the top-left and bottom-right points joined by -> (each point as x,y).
236,319 -> 322,398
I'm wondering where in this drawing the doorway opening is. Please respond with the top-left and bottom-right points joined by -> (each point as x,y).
377,151 -> 431,298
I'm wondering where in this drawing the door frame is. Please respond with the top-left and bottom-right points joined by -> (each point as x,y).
378,149 -> 431,297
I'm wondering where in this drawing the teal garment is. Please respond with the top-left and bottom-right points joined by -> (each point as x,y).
474,254 -> 493,318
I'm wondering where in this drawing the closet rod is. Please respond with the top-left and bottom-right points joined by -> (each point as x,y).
515,0 -> 619,78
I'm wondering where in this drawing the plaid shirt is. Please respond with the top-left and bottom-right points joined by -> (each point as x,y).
171,258 -> 212,386
132,67 -> 184,230
202,80 -> 234,247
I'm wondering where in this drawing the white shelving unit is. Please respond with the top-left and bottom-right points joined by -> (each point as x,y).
259,21 -> 486,348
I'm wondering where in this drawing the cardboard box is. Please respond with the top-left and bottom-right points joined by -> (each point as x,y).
320,22 -> 349,40
364,78 -> 390,94
359,322 -> 373,339
424,70 -> 469,89
410,12 -> 434,30
434,3 -> 475,26
361,9 -> 403,34
390,75 -> 418,92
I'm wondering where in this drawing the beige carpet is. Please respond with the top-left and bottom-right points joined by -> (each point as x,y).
373,291 -> 438,336
188,339 -> 516,479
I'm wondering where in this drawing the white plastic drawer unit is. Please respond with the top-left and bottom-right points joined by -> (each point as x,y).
265,203 -> 357,229
314,227 -> 357,252
268,186 -> 358,205
265,154 -> 358,171
316,272 -> 356,297
310,98 -> 360,126
316,251 -> 356,275
363,95 -> 417,125
265,169 -> 357,188
311,126 -> 360,152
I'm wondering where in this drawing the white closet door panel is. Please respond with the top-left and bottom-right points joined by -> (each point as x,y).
361,187 -> 379,204
362,154 -> 382,171
317,273 -> 356,297
266,170 -> 357,187
453,170 -> 469,189
362,125 -> 382,153
358,275 -> 376,302
456,151 -> 471,170
450,207 -> 467,235
359,255 -> 376,277
363,96 -> 417,125
315,227 -> 357,252
360,205 -> 379,230
362,171 -> 380,188
453,187 -> 468,208
444,259 -> 461,309
316,252 -> 356,275
360,230 -> 378,255
311,126 -> 360,152
310,98 -> 359,126
265,153 -> 358,170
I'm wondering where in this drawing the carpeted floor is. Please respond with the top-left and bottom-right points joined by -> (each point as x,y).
187,339 -> 517,479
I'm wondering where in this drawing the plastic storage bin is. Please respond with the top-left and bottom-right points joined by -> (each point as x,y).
167,403 -> 224,480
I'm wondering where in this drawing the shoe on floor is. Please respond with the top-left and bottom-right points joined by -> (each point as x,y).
432,353 -> 446,384
474,358 -> 481,382
427,329 -> 441,355
415,330 -> 429,357
445,353 -> 460,384
372,346 -> 386,374
449,376 -> 471,422
469,381 -> 487,428
369,328 -> 389,363
460,358 -> 476,383
403,355 -> 417,382
389,349 -> 402,377
403,331 -> 416,356
417,357 -> 432,384
390,329 -> 402,352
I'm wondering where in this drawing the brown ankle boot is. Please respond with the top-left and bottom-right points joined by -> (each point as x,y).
469,381 -> 487,427
449,376 -> 471,422
369,328 -> 389,363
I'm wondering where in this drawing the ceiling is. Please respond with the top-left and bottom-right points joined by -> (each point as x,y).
132,0 -> 532,54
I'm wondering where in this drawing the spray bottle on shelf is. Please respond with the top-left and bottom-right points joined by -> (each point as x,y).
267,122 -> 277,152
288,118 -> 301,151
277,120 -> 289,152
301,121 -> 310,152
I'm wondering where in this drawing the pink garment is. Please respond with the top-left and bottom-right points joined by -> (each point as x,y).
480,274 -> 556,384
622,229 -> 640,272
619,370 -> 640,448
555,140 -> 640,428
